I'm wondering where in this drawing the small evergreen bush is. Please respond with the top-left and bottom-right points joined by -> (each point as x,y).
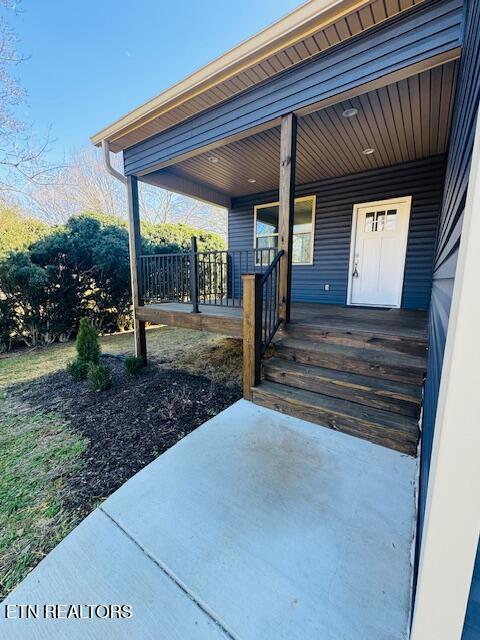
66,358 -> 89,381
87,363 -> 112,392
76,318 -> 100,364
124,355 -> 144,376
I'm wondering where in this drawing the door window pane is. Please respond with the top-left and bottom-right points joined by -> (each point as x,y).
364,210 -> 393,233
386,209 -> 397,230
365,212 -> 375,232
376,211 -> 385,232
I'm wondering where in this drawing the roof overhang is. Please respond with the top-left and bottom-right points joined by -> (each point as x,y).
91,0 -> 427,152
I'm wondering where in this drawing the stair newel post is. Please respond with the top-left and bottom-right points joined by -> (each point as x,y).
190,235 -> 200,313
242,273 -> 262,400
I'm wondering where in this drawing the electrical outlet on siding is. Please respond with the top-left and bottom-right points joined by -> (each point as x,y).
324,284 -> 330,291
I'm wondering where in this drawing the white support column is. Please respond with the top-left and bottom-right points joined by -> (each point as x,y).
411,109 -> 480,638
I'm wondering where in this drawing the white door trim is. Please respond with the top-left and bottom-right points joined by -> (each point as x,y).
346,196 -> 412,308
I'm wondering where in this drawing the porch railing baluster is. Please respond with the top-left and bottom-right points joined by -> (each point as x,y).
138,243 -> 278,309
190,236 -> 199,313
259,249 -> 284,353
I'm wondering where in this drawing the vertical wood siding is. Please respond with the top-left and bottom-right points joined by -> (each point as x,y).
123,0 -> 462,176
414,2 -> 480,635
229,156 -> 446,309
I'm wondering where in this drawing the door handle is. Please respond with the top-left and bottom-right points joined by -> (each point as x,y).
353,258 -> 359,278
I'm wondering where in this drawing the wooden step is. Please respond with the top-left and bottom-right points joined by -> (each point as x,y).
274,338 -> 426,385
280,321 -> 427,357
252,381 -> 419,456
263,357 -> 422,418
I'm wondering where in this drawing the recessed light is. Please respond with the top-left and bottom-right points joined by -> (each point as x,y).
247,178 -> 256,183
207,156 -> 219,163
362,148 -> 375,155
342,108 -> 358,118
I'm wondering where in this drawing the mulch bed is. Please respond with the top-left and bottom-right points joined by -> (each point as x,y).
12,358 -> 241,521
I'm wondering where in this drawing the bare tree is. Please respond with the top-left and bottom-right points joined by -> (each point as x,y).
0,2 -> 227,238
26,147 -> 125,223
0,1 -> 59,198
139,181 -> 227,234
23,146 -> 228,236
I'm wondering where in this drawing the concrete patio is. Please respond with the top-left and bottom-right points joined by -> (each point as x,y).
1,400 -> 417,639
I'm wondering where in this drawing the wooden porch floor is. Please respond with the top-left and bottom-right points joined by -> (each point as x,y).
136,302 -> 428,341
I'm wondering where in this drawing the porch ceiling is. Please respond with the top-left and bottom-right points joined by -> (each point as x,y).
150,61 -> 458,199
92,0 -> 429,152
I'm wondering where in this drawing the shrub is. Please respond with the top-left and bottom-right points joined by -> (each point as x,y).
124,355 -> 144,376
76,318 -> 100,364
0,207 -> 48,259
66,358 -> 89,381
142,221 -> 225,254
0,298 -> 17,353
0,211 -> 224,349
87,363 -> 112,392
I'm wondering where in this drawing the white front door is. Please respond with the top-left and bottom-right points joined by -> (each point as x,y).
348,197 -> 412,308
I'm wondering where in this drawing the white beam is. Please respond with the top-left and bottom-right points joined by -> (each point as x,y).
411,108 -> 480,638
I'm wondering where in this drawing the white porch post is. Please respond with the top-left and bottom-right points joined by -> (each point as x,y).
411,109 -> 480,638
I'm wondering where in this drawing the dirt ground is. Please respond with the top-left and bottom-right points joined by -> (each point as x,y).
0,326 -> 242,596
16,359 -> 241,521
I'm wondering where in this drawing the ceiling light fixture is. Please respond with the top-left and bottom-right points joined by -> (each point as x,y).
362,148 -> 375,155
207,156 -> 219,163
342,108 -> 358,118
247,178 -> 256,183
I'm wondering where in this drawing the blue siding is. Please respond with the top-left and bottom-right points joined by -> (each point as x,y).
464,547 -> 480,639
413,0 -> 480,635
123,0 -> 462,176
229,157 -> 445,309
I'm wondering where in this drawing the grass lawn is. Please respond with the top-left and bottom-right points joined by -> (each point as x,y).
0,326 -> 242,598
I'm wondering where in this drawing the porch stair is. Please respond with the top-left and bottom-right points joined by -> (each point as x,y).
252,319 -> 427,456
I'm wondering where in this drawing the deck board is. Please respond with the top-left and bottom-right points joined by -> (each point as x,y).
137,302 -> 428,341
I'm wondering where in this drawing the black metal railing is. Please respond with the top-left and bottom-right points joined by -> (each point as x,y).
260,250 -> 284,353
139,238 -> 276,310
196,247 -> 275,307
140,252 -> 191,303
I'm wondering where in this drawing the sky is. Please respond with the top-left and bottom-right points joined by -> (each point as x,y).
13,0 -> 301,163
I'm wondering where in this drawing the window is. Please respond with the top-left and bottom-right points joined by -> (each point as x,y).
254,196 -> 315,265
364,209 -> 397,233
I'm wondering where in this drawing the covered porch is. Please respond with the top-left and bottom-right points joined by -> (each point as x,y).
126,6 -> 459,373
134,57 -> 456,339
128,59 -> 453,437
108,0 -> 462,457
